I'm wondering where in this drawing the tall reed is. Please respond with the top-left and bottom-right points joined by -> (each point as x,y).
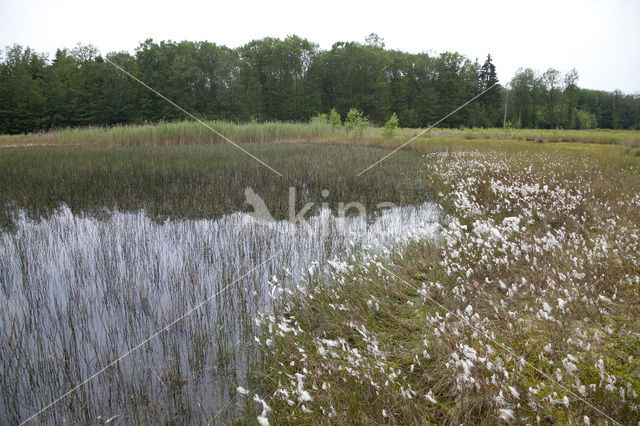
2,120 -> 638,148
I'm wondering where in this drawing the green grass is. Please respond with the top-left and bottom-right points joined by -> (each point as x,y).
426,127 -> 640,147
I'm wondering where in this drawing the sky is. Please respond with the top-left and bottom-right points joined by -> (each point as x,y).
1,0 -> 638,93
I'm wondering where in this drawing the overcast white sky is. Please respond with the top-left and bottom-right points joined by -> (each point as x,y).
1,0 -> 638,93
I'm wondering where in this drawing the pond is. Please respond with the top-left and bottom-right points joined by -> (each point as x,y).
0,202 -> 439,423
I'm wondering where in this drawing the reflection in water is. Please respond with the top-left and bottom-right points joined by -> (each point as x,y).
0,203 -> 438,423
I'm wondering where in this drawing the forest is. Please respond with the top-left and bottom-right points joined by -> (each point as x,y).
0,34 -> 638,134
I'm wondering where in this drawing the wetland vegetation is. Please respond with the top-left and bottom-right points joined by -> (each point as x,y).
1,129 -> 639,423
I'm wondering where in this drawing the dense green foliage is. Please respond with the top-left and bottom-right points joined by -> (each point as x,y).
1,35 -> 638,134
506,67 -> 640,129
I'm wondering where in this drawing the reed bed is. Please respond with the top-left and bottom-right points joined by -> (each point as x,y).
0,121 -> 346,147
0,143 -> 429,228
2,120 -> 638,149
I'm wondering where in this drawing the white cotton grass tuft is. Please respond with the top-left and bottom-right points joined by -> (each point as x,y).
236,386 -> 250,396
508,386 -> 520,399
499,408 -> 515,421
253,394 -> 272,425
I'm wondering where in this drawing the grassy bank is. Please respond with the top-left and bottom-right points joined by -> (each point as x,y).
427,128 -> 640,147
1,120 -> 639,149
245,146 -> 640,424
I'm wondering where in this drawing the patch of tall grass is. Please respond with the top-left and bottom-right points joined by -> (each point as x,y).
427,127 -> 640,147
0,120 -> 347,147
2,119 -> 637,148
0,143 -> 430,228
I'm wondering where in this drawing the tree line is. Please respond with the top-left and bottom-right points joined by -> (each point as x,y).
0,34 -> 638,134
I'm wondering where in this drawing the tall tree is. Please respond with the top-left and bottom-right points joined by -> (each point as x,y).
542,68 -> 562,128
562,68 -> 579,128
478,54 -> 501,126
46,49 -> 79,128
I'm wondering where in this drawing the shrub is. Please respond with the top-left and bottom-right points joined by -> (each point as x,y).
310,113 -> 328,124
345,108 -> 369,141
575,109 -> 597,129
345,108 -> 368,131
382,112 -> 399,138
329,108 -> 342,128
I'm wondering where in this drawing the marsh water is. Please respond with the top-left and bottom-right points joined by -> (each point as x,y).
0,203 -> 438,423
